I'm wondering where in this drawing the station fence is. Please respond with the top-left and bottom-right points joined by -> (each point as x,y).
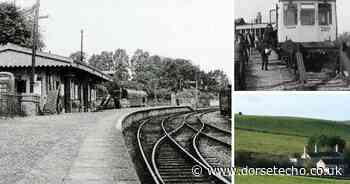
0,93 -> 40,118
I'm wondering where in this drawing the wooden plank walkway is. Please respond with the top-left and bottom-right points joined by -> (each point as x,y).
245,50 -> 296,91
245,49 -> 350,91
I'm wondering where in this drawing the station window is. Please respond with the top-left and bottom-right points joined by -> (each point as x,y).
16,79 -> 26,94
284,4 -> 298,26
301,3 -> 315,25
319,3 -> 332,25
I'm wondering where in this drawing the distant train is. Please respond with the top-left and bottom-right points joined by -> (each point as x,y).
119,88 -> 147,108
99,88 -> 147,109
219,85 -> 231,116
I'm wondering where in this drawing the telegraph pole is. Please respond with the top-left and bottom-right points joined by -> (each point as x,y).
30,0 -> 40,93
195,69 -> 199,109
195,79 -> 198,109
81,30 -> 84,63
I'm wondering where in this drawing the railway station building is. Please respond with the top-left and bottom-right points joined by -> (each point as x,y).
0,43 -> 111,116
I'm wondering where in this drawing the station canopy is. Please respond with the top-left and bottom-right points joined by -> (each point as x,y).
0,43 -> 111,81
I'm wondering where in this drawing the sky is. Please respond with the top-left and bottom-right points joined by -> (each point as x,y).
1,0 -> 234,77
235,94 -> 350,121
235,0 -> 350,33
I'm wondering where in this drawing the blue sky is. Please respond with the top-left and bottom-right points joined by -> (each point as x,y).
1,0 -> 233,77
235,94 -> 350,121
235,0 -> 350,33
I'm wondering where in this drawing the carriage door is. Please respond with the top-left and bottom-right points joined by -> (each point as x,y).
299,3 -> 317,42
318,3 -> 334,41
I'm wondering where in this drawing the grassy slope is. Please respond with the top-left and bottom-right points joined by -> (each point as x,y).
235,115 -> 350,183
235,115 -> 350,139
235,129 -> 306,155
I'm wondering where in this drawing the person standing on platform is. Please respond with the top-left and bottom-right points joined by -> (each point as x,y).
260,24 -> 274,70
261,43 -> 272,70
235,34 -> 247,90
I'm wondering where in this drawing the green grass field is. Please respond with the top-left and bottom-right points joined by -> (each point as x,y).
236,175 -> 350,184
235,129 -> 306,155
235,115 -> 350,183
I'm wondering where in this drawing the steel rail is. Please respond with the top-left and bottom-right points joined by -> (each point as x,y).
185,123 -> 231,148
191,116 -> 231,184
152,111 -> 229,183
137,118 -> 161,184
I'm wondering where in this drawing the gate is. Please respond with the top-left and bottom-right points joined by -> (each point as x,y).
0,72 -> 23,118
0,93 -> 23,118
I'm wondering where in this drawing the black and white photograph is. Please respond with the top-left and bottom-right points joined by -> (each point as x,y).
0,0 -> 232,183
235,0 -> 350,91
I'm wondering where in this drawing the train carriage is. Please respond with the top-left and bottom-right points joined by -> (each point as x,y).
278,0 -> 337,44
273,0 -> 341,76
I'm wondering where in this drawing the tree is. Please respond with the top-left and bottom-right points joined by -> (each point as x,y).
307,135 -> 346,153
235,18 -> 246,26
113,48 -> 129,67
112,49 -> 130,81
130,49 -> 150,69
0,2 -> 44,48
69,51 -> 87,63
88,51 -> 114,71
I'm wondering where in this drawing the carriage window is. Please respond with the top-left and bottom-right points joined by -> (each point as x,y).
284,4 -> 298,26
319,3 -> 332,25
301,3 -> 315,25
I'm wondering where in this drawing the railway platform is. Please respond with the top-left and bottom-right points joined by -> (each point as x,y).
0,107 -> 188,184
245,49 -> 350,91
245,49 -> 295,91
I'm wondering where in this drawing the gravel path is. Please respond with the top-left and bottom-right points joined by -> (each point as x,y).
201,111 -> 231,132
0,110 -> 140,184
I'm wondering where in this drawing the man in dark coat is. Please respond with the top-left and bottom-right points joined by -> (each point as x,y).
263,24 -> 275,47
235,34 -> 248,90
261,43 -> 271,70
260,24 -> 274,70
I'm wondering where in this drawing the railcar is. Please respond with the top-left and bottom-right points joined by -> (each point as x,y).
219,85 -> 231,116
275,0 -> 339,73
277,0 -> 337,44
98,88 -> 147,109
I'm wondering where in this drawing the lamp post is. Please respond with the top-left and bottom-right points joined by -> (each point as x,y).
81,29 -> 84,63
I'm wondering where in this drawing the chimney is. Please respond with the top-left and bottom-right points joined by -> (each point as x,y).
314,144 -> 318,153
335,144 -> 339,153
304,146 -> 307,155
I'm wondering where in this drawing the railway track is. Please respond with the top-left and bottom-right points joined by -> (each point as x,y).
187,112 -> 232,181
137,110 -> 231,184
